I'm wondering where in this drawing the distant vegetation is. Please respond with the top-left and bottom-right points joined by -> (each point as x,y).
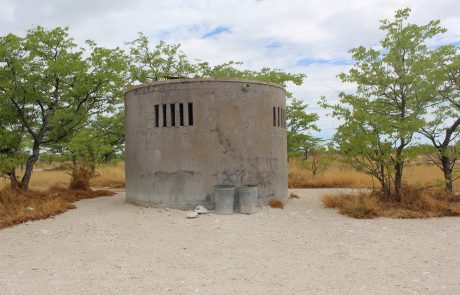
0,7 -> 458,222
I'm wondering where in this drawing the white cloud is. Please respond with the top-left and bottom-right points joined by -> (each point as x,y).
1,0 -> 459,138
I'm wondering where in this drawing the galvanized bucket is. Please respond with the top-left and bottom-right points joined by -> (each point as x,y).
215,185 -> 236,215
238,185 -> 258,214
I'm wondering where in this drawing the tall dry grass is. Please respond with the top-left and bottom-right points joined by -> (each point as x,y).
322,189 -> 460,219
289,159 -> 374,188
91,162 -> 125,188
0,162 -> 125,190
2,159 -> 457,191
289,159 -> 460,190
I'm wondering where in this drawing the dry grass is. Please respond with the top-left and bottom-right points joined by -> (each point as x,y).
288,159 -> 374,188
269,199 -> 285,209
322,189 -> 460,219
0,162 -> 125,191
70,166 -> 93,190
2,160 -> 456,191
0,186 -> 116,229
90,162 -> 125,188
0,162 -> 124,229
322,193 -> 381,218
289,159 -> 460,190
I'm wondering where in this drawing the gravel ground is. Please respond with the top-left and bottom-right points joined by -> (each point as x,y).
1,188 -> 460,295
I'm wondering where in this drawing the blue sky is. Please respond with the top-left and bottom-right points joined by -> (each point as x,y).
1,0 -> 459,139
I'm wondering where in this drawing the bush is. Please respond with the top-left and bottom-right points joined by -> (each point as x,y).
69,166 -> 94,190
269,199 -> 285,209
322,188 -> 460,219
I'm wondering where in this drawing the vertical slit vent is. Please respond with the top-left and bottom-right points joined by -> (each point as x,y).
277,107 -> 280,127
170,104 -> 176,127
154,105 -> 159,127
188,103 -> 193,126
162,104 -> 167,127
273,107 -> 276,127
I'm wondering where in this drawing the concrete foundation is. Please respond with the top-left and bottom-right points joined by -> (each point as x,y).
124,78 -> 287,209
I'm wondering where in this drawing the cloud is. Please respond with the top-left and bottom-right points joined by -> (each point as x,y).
202,26 -> 231,38
1,0 -> 459,139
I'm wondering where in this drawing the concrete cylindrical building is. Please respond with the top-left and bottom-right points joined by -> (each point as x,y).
124,78 -> 287,209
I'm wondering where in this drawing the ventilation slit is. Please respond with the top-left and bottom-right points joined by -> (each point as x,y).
162,104 -> 167,127
154,105 -> 159,127
277,107 -> 280,127
170,104 -> 176,127
281,108 -> 284,128
273,107 -> 276,127
188,103 -> 194,126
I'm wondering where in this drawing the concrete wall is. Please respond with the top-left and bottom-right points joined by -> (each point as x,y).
124,78 -> 287,209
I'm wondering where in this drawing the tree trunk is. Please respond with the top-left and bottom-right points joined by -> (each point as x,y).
72,154 -> 77,172
7,170 -> 21,190
378,163 -> 391,199
394,161 -> 403,202
90,163 -> 96,177
440,155 -> 453,192
20,140 -> 41,191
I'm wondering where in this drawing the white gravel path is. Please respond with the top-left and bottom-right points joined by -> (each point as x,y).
1,188 -> 459,295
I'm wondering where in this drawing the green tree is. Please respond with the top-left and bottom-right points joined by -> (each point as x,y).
127,32 -> 306,87
0,104 -> 26,187
286,98 -> 320,158
321,8 -> 445,201
64,112 -> 125,174
127,33 -> 195,82
419,49 -> 459,192
0,26 -> 129,190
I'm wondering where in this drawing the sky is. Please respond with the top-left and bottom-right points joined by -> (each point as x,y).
1,0 -> 459,139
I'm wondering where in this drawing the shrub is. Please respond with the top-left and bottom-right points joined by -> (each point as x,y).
69,166 -> 94,190
321,188 -> 460,219
269,199 -> 285,209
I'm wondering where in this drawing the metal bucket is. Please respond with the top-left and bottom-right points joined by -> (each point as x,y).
238,185 -> 258,214
215,185 -> 236,215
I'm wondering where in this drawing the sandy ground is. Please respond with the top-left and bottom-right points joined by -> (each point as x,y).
1,188 -> 460,295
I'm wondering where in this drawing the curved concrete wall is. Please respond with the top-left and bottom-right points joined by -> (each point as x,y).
124,78 -> 287,209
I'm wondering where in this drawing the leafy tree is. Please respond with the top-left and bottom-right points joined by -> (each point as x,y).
193,61 -> 306,88
286,98 -> 320,158
127,33 -> 195,82
321,8 -> 446,201
0,105 -> 26,187
419,49 -> 459,192
0,26 -> 129,190
64,112 -> 125,174
297,141 -> 333,177
127,32 -> 306,87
